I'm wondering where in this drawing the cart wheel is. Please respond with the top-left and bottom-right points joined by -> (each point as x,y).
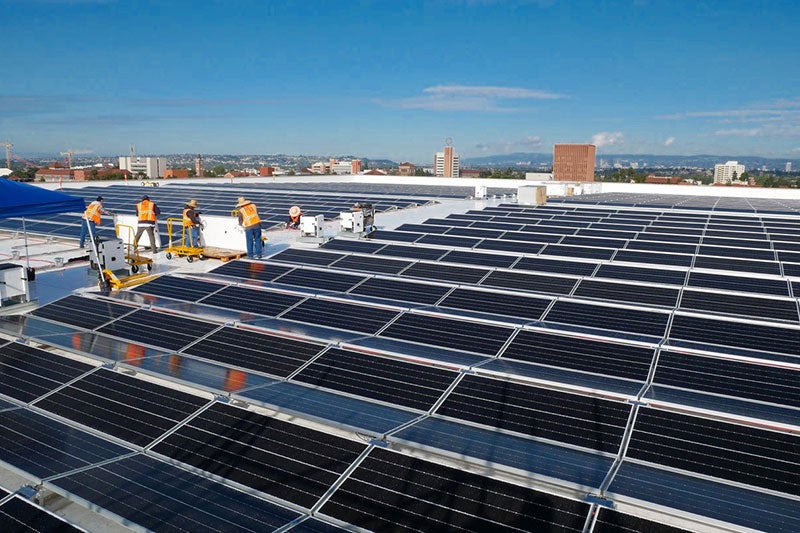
165,252 -> 172,260
199,254 -> 205,260
147,263 -> 153,271
131,264 -> 139,274
187,256 -> 194,263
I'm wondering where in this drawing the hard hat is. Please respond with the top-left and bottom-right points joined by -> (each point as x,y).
289,205 -> 302,217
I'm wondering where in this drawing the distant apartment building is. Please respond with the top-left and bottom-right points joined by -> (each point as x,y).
259,166 -> 275,177
713,161 -> 745,184
434,145 -> 460,177
35,168 -> 74,182
119,156 -> 167,178
311,158 -> 362,175
553,144 -> 596,182
786,162 -> 792,172
398,162 -> 416,176
195,154 -> 204,177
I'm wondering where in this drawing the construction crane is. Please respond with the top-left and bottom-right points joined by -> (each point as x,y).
59,148 -> 74,169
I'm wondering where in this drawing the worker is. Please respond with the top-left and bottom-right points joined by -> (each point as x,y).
133,194 -> 161,253
79,196 -> 110,249
235,196 -> 262,259
287,205 -> 303,229
182,199 -> 202,247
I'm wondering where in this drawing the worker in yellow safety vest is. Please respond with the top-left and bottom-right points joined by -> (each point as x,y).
182,199 -> 202,247
79,196 -> 110,248
235,197 -> 263,258
134,195 -> 161,253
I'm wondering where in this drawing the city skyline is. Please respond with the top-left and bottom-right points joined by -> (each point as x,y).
2,0 -> 798,163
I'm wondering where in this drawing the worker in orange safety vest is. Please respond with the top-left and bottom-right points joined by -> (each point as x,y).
182,199 -> 202,247
235,196 -> 263,258
134,195 -> 161,253
79,196 -> 110,248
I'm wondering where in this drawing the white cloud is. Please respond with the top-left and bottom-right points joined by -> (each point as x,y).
375,84 -> 565,112
791,147 -> 800,153
591,131 -> 625,148
474,135 -> 545,154
713,128 -> 761,137
663,136 -> 675,147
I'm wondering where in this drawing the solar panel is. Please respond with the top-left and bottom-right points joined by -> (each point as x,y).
379,313 -> 513,355
687,271 -> 789,296
480,270 -> 577,295
209,260 -> 294,282
438,288 -> 551,321
34,368 -> 209,447
370,230 -> 420,242
322,239 -> 386,254
349,277 -> 450,305
545,301 -> 670,338
133,275 -> 225,302
0,343 -> 94,403
401,262 -> 489,284
594,264 -> 687,286
32,295 -> 134,330
542,244 -> 615,260
48,454 -> 302,532
0,407 -> 131,480
436,375 -> 631,453
574,279 -> 680,307
653,351 -> 800,409
627,408 -> 799,495
416,233 -> 482,248
669,314 -> 800,358
625,240 -> 698,254
561,235 -> 628,249
151,401 -> 366,508
444,226 -> 505,239
0,493 -> 85,532
329,254 -> 412,274
319,447 -> 590,532
270,248 -> 345,266
280,299 -> 400,334
182,326 -> 325,377
680,289 -> 798,322
693,255 -> 781,275
274,269 -> 366,292
501,331 -> 655,381
292,347 -> 457,410
512,256 -> 598,276
475,239 -> 546,254
374,244 -> 447,260
199,285 -> 305,316
439,249 -> 517,268
593,507 -> 693,533
613,250 -> 694,267
97,309 -> 221,352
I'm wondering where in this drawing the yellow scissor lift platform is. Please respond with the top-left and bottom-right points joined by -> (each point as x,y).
164,217 -> 205,263
115,223 -> 154,274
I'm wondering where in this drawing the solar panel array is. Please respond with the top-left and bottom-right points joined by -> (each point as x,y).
0,182 -> 450,241
0,195 -> 799,532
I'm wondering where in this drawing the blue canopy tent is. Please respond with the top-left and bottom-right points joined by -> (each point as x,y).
0,178 -> 85,274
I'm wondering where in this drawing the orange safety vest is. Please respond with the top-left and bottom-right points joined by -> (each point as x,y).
137,199 -> 157,223
183,207 -> 196,227
239,203 -> 261,227
83,201 -> 102,224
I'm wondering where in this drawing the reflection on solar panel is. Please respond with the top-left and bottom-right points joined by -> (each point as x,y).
133,275 -> 225,301
49,454 -> 302,532
293,348 -> 456,410
320,447 -> 590,531
182,327 -> 325,377
34,368 -> 208,446
0,343 -> 94,403
152,402 -> 366,508
209,260 -> 294,282
437,375 -> 630,453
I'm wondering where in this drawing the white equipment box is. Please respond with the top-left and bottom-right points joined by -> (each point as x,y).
340,210 -> 365,234
90,237 -> 128,272
300,214 -> 325,238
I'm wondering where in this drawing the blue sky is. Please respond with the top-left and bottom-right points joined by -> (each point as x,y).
2,0 -> 799,163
